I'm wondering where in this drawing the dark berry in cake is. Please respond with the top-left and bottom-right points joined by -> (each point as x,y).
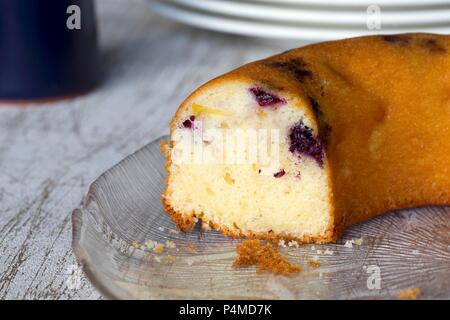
420,38 -> 446,54
270,58 -> 313,83
182,115 -> 195,128
273,169 -> 285,178
289,121 -> 324,166
182,120 -> 192,128
249,87 -> 286,107
382,35 -> 411,47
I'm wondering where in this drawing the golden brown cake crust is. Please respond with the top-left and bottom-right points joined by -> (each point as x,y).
162,33 -> 450,243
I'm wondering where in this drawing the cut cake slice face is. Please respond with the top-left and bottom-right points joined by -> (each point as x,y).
162,79 -> 336,243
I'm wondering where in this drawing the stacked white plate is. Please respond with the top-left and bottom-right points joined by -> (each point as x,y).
146,0 -> 450,40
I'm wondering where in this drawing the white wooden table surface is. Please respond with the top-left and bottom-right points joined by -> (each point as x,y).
0,0 -> 304,299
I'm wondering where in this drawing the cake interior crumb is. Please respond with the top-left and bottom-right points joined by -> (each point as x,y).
398,288 -> 421,300
233,239 -> 300,275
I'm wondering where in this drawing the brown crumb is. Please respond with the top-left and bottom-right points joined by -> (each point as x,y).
153,243 -> 165,254
187,243 -> 197,252
398,288 -> 421,300
164,255 -> 175,264
307,261 -> 321,268
233,239 -> 300,276
131,240 -> 141,249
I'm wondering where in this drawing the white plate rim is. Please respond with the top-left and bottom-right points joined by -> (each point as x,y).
238,0 -> 450,7
167,0 -> 450,26
147,0 -> 450,41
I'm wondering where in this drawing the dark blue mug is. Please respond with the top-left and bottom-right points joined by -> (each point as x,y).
0,0 -> 99,101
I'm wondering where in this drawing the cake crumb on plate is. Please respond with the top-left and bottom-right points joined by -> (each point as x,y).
307,261 -> 321,268
278,239 -> 287,247
398,288 -> 421,300
233,239 -> 300,276
187,243 -> 197,252
288,240 -> 299,247
131,240 -> 141,249
144,240 -> 156,250
164,255 -> 175,264
344,238 -> 363,248
165,240 -> 176,249
153,243 -> 165,254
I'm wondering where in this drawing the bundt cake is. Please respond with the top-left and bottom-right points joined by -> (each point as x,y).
161,33 -> 450,243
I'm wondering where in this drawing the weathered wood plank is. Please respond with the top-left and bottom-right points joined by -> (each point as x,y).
0,0 -> 295,299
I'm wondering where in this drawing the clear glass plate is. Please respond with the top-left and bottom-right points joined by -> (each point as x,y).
72,136 -> 450,299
